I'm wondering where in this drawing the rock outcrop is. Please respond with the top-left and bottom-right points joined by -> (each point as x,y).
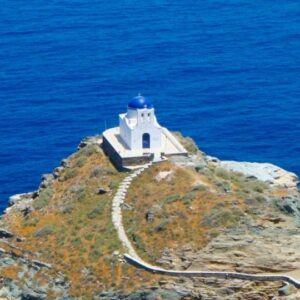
0,134 -> 299,299
211,159 -> 299,188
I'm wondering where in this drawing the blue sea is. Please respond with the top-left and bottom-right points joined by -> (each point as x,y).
1,1 -> 300,212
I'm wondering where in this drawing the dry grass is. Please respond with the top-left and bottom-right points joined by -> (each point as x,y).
2,145 -> 158,298
1,141 -> 290,297
123,161 -> 248,264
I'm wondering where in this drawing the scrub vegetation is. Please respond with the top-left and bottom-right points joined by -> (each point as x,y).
122,158 -> 286,265
1,144 -> 158,298
1,137 -> 294,298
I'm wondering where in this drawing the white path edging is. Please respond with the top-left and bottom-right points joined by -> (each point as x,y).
124,254 -> 300,288
112,163 -> 152,258
111,163 -> 300,289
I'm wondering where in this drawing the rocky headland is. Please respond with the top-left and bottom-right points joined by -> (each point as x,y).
0,133 -> 300,299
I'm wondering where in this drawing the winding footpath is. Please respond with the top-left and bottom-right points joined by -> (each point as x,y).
111,163 -> 300,289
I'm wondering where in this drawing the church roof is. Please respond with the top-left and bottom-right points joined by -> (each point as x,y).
128,94 -> 153,109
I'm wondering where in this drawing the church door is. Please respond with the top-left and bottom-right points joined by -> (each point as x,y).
142,133 -> 150,149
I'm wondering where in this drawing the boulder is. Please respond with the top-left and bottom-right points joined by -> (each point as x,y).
32,260 -> 52,269
53,167 -> 64,179
276,197 -> 300,217
146,210 -> 154,222
121,202 -> 132,210
9,192 -> 37,207
60,159 -> 70,168
0,229 -> 14,239
278,284 -> 292,296
97,187 -> 109,195
40,174 -> 54,189
77,136 -> 102,150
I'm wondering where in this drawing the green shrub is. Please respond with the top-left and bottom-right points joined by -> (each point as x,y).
90,166 -> 104,178
216,181 -> 231,193
192,184 -> 208,191
89,249 -> 102,261
33,187 -> 54,209
84,233 -> 94,241
67,184 -> 86,202
143,190 -> 151,197
56,234 -> 66,246
75,157 -> 86,168
109,180 -> 119,189
69,184 -> 85,194
210,230 -> 219,238
72,237 -> 82,247
60,204 -> 74,214
195,165 -> 205,172
79,145 -> 97,157
87,207 -> 102,219
201,208 -> 243,227
130,233 -> 146,253
63,168 -> 78,181
154,220 -> 169,232
198,167 -> 215,180
173,132 -> 199,154
182,191 -> 196,205
34,225 -> 55,237
163,194 -> 180,204
24,217 -> 40,227
247,181 -> 267,193
215,167 -> 230,180
255,195 -> 266,203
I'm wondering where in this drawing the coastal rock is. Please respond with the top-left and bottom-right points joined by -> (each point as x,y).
61,159 -> 70,168
0,229 -> 13,239
6,193 -> 36,216
40,173 -> 54,189
276,196 -> 300,218
95,289 -> 183,300
219,161 -> 298,188
53,166 -> 64,179
78,135 -> 102,150
0,251 -> 70,299
8,192 -> 37,207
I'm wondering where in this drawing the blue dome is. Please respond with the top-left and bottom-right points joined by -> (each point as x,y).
128,95 -> 153,109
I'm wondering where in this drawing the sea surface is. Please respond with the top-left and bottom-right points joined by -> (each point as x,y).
0,1 -> 300,212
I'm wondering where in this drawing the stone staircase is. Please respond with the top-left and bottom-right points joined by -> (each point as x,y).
112,162 -> 153,258
111,162 -> 300,289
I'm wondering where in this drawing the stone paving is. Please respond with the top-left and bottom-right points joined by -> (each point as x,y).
112,162 -> 152,258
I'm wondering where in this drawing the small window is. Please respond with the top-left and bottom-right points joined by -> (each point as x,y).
148,113 -> 150,117
141,113 -> 144,117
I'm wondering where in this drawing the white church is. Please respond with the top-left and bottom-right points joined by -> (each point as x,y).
103,94 -> 187,169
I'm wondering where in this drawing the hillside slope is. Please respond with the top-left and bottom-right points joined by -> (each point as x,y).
0,134 -> 300,299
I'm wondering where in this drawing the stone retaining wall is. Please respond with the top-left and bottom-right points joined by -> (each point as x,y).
124,254 -> 300,288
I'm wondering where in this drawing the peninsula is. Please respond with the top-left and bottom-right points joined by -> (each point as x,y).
1,96 -> 300,299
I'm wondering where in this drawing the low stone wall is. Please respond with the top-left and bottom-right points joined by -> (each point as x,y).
162,128 -> 188,154
102,137 -> 152,170
111,162 -> 300,290
124,254 -> 300,289
102,136 -> 123,169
